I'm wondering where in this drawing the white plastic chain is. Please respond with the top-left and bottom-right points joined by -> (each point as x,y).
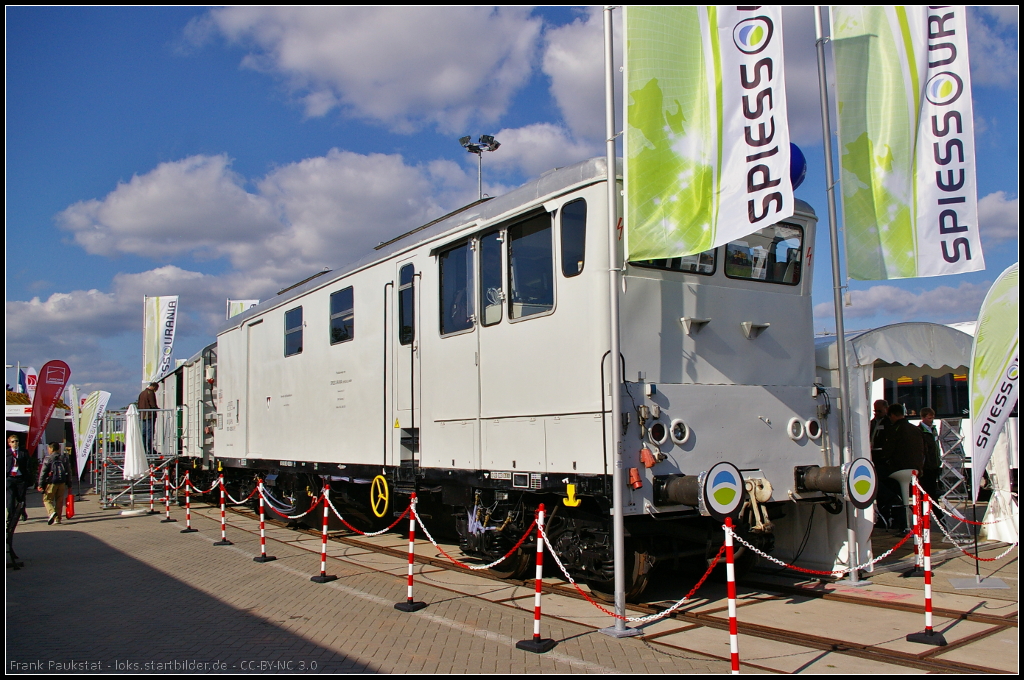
538,524 -> 702,623
927,506 -> 1019,561
224,486 -> 257,506
255,486 -> 323,520
325,493 -> 407,538
411,501 -> 533,571
729,530 -> 907,576
911,477 -> 1006,526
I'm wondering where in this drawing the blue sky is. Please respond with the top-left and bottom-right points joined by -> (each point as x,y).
6,7 -> 1018,407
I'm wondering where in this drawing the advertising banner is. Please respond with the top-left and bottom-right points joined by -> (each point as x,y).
969,263 -> 1018,500
76,390 -> 111,478
18,366 -> 38,400
624,6 -> 793,261
142,296 -> 179,383
27,360 -> 71,454
227,299 -> 259,319
831,6 -> 985,280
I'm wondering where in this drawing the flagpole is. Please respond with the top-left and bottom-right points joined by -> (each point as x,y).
600,5 -> 637,637
815,6 -> 864,584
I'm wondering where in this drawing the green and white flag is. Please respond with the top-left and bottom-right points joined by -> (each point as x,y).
624,6 -> 793,261
831,6 -> 985,280
76,390 -> 110,479
142,295 -> 178,383
227,299 -> 259,319
969,262 -> 1018,501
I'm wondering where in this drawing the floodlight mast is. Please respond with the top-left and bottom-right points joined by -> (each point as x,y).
460,135 -> 501,200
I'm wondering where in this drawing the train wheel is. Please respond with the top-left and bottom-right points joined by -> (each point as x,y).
486,546 -> 533,580
586,544 -> 652,603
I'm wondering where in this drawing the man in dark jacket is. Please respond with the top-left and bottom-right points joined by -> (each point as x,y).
882,403 -> 925,475
36,442 -> 72,525
7,434 -> 31,523
138,382 -> 159,455
918,407 -> 942,501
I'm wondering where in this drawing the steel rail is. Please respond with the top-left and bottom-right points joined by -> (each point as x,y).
208,503 -> 1014,674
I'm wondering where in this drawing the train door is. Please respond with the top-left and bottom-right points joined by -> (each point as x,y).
243,318 -> 263,457
392,260 -> 421,473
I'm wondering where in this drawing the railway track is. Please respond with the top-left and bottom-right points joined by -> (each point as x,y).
200,502 -> 1015,674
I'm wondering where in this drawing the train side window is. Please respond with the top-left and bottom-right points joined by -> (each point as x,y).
561,199 -> 587,277
479,231 -> 503,326
633,248 -> 716,275
329,287 -> 354,344
508,213 -> 554,320
439,241 -> 475,335
725,223 -> 803,285
399,264 -> 415,345
284,306 -> 303,357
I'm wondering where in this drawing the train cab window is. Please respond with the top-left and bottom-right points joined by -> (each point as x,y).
439,241 -> 475,335
725,224 -> 803,285
329,287 -> 354,344
633,249 -> 716,275
508,213 -> 554,320
561,199 -> 587,277
284,306 -> 303,356
399,264 -> 415,345
479,231 -> 503,326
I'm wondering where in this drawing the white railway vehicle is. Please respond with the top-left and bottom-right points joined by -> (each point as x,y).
171,157 -> 849,599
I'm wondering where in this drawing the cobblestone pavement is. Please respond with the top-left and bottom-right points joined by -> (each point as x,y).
6,491 -> 733,674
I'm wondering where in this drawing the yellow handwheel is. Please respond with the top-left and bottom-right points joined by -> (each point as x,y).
370,475 -> 389,518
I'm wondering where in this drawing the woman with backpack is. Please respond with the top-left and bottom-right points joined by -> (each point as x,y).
36,442 -> 71,525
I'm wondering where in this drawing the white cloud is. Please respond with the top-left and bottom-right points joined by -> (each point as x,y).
484,123 -> 601,178
814,281 -> 991,327
978,191 -> 1019,244
57,155 -> 280,259
968,7 -> 1019,88
200,7 -> 542,131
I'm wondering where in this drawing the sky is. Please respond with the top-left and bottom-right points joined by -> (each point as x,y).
5,7 -> 1019,408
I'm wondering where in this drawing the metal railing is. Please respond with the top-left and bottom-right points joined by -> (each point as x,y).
98,409 -> 179,509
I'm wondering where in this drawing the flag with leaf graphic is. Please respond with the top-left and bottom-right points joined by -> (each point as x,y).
624,6 -> 793,261
831,6 -> 985,280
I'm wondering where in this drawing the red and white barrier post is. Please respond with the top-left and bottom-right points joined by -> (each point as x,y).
253,481 -> 276,563
903,472 -> 924,577
147,465 -> 158,514
180,470 -> 198,533
159,468 -> 176,523
725,517 -> 741,674
213,474 -> 232,545
311,484 -> 337,583
395,493 -> 426,611
516,503 -> 555,653
907,492 -> 948,646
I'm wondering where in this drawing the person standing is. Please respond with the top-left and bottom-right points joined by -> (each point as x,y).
918,407 -> 942,502
138,382 -> 159,455
7,434 -> 31,522
882,403 -> 925,475
36,442 -> 71,525
869,399 -> 890,476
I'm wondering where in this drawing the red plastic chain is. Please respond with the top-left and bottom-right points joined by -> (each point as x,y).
336,505 -> 410,536
568,543 -> 727,620
430,519 -> 538,570
264,492 -> 322,520
778,531 -> 915,576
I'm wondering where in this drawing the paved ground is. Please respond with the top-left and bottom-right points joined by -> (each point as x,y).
6,489 -> 1018,674
6,491 -> 730,674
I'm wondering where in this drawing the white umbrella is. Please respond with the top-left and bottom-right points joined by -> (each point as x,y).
122,404 -> 148,482
121,405 -> 150,516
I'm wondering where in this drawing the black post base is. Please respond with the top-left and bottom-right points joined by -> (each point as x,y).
394,600 -> 427,612
213,539 -> 233,546
906,630 -> 947,646
160,518 -> 178,523
253,555 -> 277,563
311,574 -> 338,583
901,566 -> 925,578
146,510 -> 160,515
516,637 -> 557,654
180,527 -> 198,533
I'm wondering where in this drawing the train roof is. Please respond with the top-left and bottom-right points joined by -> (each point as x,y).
218,156 -> 816,335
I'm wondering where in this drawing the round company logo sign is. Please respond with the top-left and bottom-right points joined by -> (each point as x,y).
704,461 -> 744,519
732,17 -> 774,54
925,72 -> 963,106
845,459 -> 877,509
